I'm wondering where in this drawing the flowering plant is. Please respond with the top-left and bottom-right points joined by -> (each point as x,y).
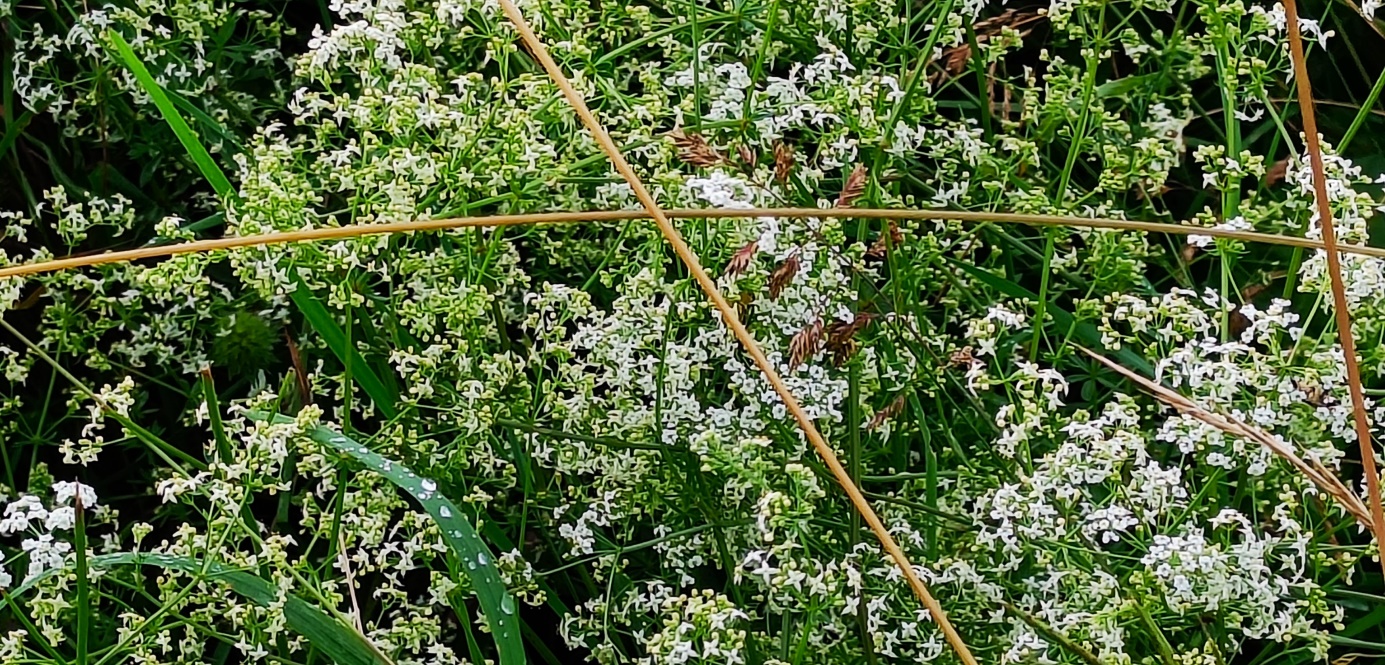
2,0 -> 1385,663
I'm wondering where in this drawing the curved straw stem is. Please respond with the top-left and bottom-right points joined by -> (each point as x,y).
1282,0 -> 1385,576
3,207 -> 1382,280
494,0 -> 981,661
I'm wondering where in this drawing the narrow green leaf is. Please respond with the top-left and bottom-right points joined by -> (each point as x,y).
288,278 -> 400,419
2,552 -> 385,665
948,258 -> 1154,374
74,500 -> 90,665
163,88 -> 245,157
106,31 -> 234,198
257,414 -> 524,665
0,110 -> 33,159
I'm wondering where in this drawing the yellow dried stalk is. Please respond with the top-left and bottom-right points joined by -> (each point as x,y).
1282,0 -> 1385,574
493,0 -> 980,661
5,207 -> 1385,281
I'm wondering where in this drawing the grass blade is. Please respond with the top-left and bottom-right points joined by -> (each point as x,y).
106,31 -> 234,198
288,278 -> 400,419
255,413 -> 524,665
2,552 -> 385,665
74,496 -> 90,665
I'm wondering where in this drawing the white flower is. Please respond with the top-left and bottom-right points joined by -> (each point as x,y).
52,481 -> 98,508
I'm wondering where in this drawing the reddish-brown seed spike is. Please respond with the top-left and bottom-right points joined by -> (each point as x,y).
866,220 -> 902,260
789,318 -> 824,370
773,141 -> 795,184
1240,281 -> 1271,302
942,45 -> 972,76
824,313 -> 875,365
284,329 -> 313,406
768,253 -> 800,300
837,164 -> 868,208
948,346 -> 976,368
667,127 -> 725,167
725,240 -> 759,278
737,144 -> 756,168
866,394 -> 907,431
1264,158 -> 1290,187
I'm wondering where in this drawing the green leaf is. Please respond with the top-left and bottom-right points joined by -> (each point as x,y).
2,552 -> 386,665
256,414 -> 524,665
949,258 -> 1154,374
1095,73 -> 1160,100
288,278 -> 400,419
106,31 -> 234,198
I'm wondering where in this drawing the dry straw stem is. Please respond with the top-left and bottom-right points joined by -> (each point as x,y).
1080,347 -> 1373,527
6,207 -> 1385,281
1282,0 -> 1385,573
493,0 -> 982,662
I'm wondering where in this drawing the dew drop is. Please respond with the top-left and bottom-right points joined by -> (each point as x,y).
476,552 -> 489,566
439,506 -> 452,518
421,479 -> 437,491
500,595 -> 516,615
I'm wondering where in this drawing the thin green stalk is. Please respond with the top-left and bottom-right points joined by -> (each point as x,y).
1135,600 -> 1177,665
1032,7 -> 1104,359
1003,602 -> 1103,665
847,361 -> 878,665
0,318 -> 204,474
1341,64 -> 1385,152
75,495 -> 90,665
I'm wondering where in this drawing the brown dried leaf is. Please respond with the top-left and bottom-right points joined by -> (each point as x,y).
725,240 -> 759,279
668,128 -> 725,167
773,141 -> 795,184
866,394 -> 907,431
788,318 -> 824,370
768,253 -> 800,300
836,164 -> 868,208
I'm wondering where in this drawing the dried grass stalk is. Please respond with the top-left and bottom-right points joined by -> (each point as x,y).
9,207 -> 1385,281
1282,0 -> 1385,572
1080,347 -> 1372,526
494,2 -> 979,661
